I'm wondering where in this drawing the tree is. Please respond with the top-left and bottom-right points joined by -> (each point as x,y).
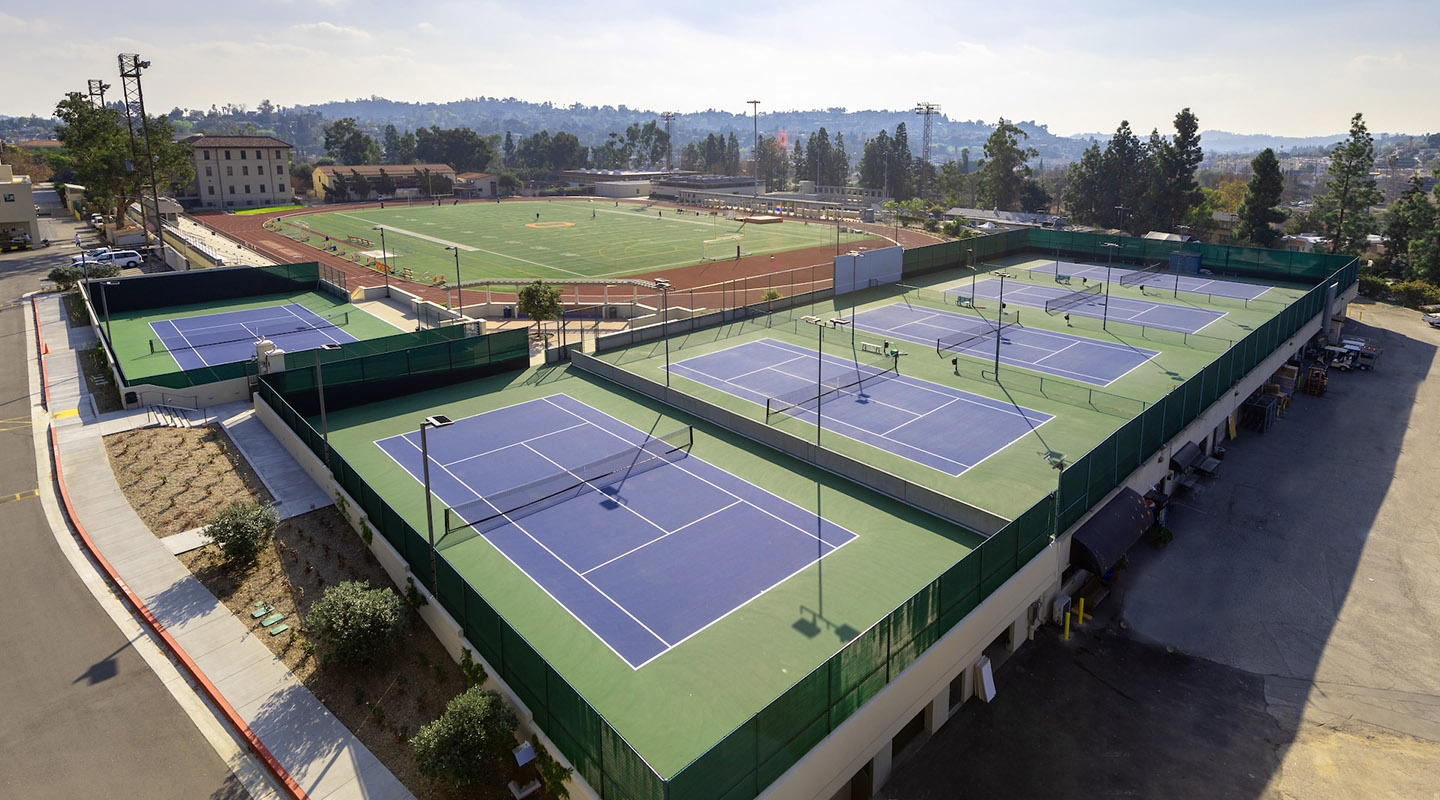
382,124 -> 416,165
410,687 -> 518,788
1381,176 -> 1437,278
753,134 -> 789,189
322,117 -> 380,165
1147,108 -> 1205,231
305,580 -> 407,665
518,280 -> 563,340
349,169 -> 371,200
497,173 -> 521,195
373,168 -> 396,198
53,92 -> 194,228
204,501 -> 278,567
1018,178 -> 1052,213
1235,148 -> 1287,248
1313,113 -> 1382,256
976,119 -> 1037,212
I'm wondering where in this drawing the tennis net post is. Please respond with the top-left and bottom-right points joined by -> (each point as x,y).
442,425 -> 694,536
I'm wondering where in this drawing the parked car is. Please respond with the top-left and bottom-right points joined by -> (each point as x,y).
1425,312 -> 1440,329
72,246 -> 112,262
71,249 -> 142,268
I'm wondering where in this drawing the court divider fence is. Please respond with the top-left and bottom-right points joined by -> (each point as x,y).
254,233 -> 1355,800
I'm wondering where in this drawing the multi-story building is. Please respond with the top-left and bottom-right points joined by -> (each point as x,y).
0,164 -> 39,249
179,135 -> 293,210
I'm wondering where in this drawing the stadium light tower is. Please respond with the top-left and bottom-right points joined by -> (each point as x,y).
87,79 -> 110,107
915,102 -> 940,198
748,100 -> 761,198
661,111 -> 676,171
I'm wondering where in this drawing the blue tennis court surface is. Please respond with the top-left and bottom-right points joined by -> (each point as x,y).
852,304 -> 1156,386
1025,260 -> 1273,301
669,339 -> 1052,475
150,304 -> 356,370
376,394 -> 856,669
950,277 -> 1225,334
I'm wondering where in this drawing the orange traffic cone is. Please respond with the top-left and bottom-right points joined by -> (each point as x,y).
42,343 -> 49,355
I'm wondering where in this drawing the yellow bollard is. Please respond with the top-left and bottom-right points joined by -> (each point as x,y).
1077,597 -> 1086,626
1063,609 -> 1071,640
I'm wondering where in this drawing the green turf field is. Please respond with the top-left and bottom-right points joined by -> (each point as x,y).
279,200 -> 872,283
106,290 -> 402,382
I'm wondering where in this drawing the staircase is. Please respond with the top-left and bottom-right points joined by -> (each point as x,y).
150,404 -> 197,428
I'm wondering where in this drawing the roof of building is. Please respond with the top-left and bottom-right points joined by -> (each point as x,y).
456,172 -> 495,181
317,164 -> 456,177
13,139 -> 63,149
183,134 -> 293,148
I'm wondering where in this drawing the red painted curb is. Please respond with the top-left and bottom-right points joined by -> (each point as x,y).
32,296 -> 49,410
47,426 -> 311,800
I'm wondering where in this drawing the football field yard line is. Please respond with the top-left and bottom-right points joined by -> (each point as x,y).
337,212 -> 592,278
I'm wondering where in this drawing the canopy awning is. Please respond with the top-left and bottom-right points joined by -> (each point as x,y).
1070,488 -> 1154,575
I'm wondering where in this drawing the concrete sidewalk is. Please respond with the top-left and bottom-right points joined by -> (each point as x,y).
33,293 -> 412,800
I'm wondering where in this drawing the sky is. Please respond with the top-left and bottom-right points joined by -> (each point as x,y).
6,0 -> 1438,138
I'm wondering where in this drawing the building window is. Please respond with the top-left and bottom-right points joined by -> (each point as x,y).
259,185 -> 266,193
257,166 -> 264,175
224,150 -> 231,159
275,150 -> 282,159
2,193 -> 13,202
229,186 -> 236,194
207,186 -> 214,195
227,166 -> 233,176
205,166 -> 212,177
255,150 -> 262,159
278,182 -> 286,193
240,150 -> 246,160
245,185 -> 251,194
204,151 -> 211,160
242,166 -> 249,176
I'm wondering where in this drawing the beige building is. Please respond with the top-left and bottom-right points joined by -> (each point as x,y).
181,134 -> 293,210
311,164 -> 457,202
0,163 -> 39,249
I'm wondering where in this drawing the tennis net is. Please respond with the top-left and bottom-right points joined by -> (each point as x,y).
442,425 -> 694,535
1044,283 -> 1103,314
1118,261 -> 1168,287
150,311 -> 350,354
765,354 -> 897,421
936,318 -> 1020,356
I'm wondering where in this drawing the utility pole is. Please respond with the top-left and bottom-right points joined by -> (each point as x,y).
747,100 -> 761,197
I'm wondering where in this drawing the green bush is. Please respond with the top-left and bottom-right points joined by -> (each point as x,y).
1391,279 -> 1440,308
531,735 -> 573,800
204,501 -> 278,566
306,580 -> 407,665
410,687 -> 517,788
1356,273 -> 1389,298
48,265 -> 85,291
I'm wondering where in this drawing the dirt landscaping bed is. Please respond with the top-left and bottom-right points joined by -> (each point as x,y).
105,425 -> 530,799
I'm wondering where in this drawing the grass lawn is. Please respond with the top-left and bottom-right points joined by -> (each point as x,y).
280,200 -> 869,283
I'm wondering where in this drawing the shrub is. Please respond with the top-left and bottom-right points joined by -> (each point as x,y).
1390,279 -> 1440,308
306,580 -> 407,665
532,735 -> 573,800
204,501 -> 278,566
1356,273 -> 1389,298
48,265 -> 85,291
410,687 -> 517,788
762,288 -> 782,302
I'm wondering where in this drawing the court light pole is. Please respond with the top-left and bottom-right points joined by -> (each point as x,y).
314,343 -> 343,467
445,246 -> 462,313
655,278 -> 671,387
968,247 -> 976,300
1101,241 -> 1119,331
420,414 -> 455,595
992,272 -> 1011,377
748,100 -> 761,198
372,226 -> 389,293
846,249 -> 864,345
803,316 -> 849,445
98,280 -> 120,348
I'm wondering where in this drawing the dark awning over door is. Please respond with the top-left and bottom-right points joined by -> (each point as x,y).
1070,488 -> 1155,575
1170,441 -> 1202,473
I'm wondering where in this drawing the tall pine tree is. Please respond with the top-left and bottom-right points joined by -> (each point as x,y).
1314,113 -> 1382,256
1235,149 -> 1287,248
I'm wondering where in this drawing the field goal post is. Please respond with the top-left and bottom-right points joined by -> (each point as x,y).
701,235 -> 744,261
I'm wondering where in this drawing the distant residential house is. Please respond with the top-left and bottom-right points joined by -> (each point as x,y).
179,134 -> 293,210
311,164 -> 457,202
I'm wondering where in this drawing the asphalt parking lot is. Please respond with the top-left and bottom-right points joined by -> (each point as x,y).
880,298 -> 1440,800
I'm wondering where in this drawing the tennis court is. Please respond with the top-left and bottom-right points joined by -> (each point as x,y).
148,303 -> 357,370
950,277 -> 1226,334
1026,260 -> 1274,301
667,339 -> 1052,475
376,394 -> 857,669
851,304 -> 1156,386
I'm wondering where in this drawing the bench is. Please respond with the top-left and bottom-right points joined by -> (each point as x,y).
1055,274 -> 1072,285
859,342 -> 886,355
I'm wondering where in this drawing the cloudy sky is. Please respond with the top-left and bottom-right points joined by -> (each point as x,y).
6,0 -> 1436,138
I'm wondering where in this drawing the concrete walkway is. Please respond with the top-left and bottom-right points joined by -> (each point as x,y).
33,293 -> 412,800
